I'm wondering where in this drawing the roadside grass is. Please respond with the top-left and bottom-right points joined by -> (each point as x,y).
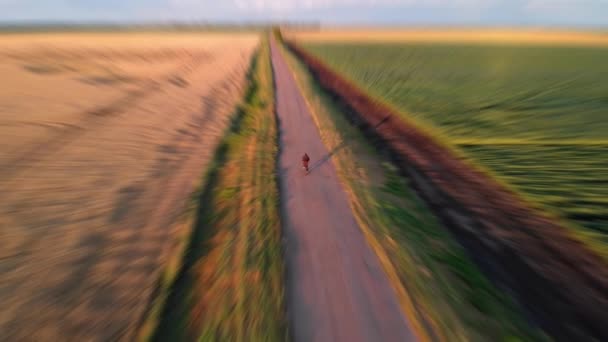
279,41 -> 548,342
136,208 -> 199,341
149,37 -> 285,342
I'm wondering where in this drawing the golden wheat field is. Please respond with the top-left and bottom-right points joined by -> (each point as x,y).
0,32 -> 258,341
288,28 -> 608,46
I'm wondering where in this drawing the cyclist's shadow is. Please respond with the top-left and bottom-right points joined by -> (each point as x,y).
307,141 -> 346,173
307,114 -> 392,174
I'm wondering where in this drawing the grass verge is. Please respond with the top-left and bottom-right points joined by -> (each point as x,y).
279,40 -> 548,342
147,37 -> 285,341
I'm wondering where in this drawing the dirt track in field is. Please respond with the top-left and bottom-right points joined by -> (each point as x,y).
271,38 -> 418,342
287,40 -> 608,341
0,34 -> 258,341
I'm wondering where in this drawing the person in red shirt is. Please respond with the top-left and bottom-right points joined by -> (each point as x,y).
302,153 -> 310,172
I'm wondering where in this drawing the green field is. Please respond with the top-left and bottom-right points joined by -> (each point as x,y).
301,41 -> 608,244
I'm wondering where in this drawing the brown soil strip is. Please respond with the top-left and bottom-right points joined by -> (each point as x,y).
285,40 -> 608,341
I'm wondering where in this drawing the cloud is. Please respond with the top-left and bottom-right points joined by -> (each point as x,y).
525,0 -> 608,13
522,0 -> 608,25
1,0 -> 605,26
524,0 -> 608,15
170,0 -> 495,13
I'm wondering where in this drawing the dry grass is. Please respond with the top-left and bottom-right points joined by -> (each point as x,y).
0,33 -> 256,155
0,32 -> 258,341
152,38 -> 286,342
288,28 -> 608,46
0,32 -> 259,49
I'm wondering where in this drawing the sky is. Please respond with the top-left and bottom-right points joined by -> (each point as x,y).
0,0 -> 607,27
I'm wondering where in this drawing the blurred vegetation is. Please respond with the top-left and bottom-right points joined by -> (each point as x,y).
152,38 -> 285,341
303,42 -> 608,140
303,42 -> 608,251
463,144 -> 608,243
281,41 -> 548,342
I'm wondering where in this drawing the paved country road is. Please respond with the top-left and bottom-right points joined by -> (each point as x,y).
270,38 -> 418,342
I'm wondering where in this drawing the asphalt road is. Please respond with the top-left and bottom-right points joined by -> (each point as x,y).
270,38 -> 418,342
